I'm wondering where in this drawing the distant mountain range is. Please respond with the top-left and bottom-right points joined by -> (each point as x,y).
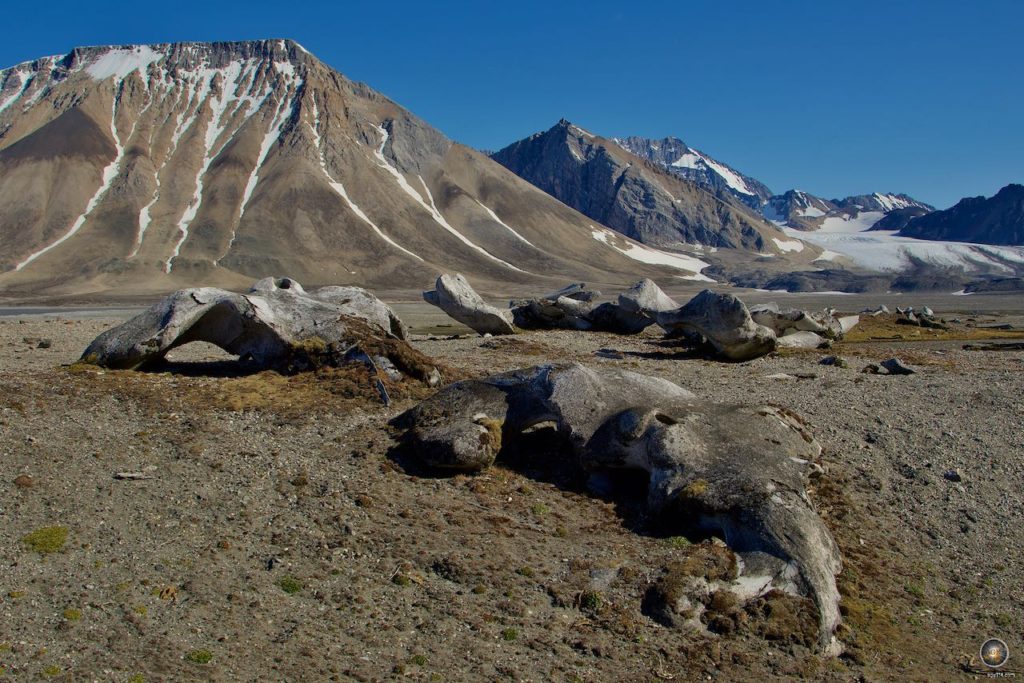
490,120 -> 806,256
491,123 -> 1024,286
0,40 -> 1021,299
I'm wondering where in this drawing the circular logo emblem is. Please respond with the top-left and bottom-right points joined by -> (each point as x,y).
980,638 -> 1009,669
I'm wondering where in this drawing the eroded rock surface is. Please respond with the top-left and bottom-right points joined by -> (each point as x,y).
657,290 -> 777,361
617,278 -> 680,316
511,279 -> 674,334
395,363 -> 842,654
423,274 -> 515,335
81,277 -> 440,385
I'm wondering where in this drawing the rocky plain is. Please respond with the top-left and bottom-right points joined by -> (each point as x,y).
1,286 -> 1023,682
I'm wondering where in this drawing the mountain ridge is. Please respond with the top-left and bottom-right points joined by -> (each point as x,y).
0,40 -> 718,297
490,120 -> 809,257
896,183 -> 1024,245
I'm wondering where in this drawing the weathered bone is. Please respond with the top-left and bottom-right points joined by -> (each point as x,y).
618,278 -> 679,316
80,277 -> 440,385
657,290 -> 777,361
396,363 -> 842,654
422,273 -> 515,335
749,303 -> 860,345
512,279 -> 674,334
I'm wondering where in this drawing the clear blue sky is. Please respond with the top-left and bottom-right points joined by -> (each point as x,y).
2,0 -> 1021,209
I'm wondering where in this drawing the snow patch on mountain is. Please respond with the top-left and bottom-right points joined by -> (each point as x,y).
772,238 -> 805,253
474,201 -> 536,248
798,205 -> 826,218
86,46 -> 163,80
669,148 -> 754,196
16,96 -> 125,271
373,124 -> 525,272
170,60 -> 300,272
818,211 -> 886,234
304,95 -> 424,262
591,226 -> 712,278
0,70 -> 31,115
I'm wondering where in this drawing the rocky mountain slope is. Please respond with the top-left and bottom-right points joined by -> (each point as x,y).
896,183 -> 1024,245
613,135 -> 773,209
490,120 -> 808,259
0,41 -> 717,298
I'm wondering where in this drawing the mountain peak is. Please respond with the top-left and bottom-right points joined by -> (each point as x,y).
616,135 -> 773,209
1,39 -> 316,85
550,119 -> 595,139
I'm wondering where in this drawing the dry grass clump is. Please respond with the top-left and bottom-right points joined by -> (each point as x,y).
60,323 -> 475,419
841,314 -> 1024,343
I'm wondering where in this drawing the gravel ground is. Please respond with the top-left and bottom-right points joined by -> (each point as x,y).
1,312 -> 1022,682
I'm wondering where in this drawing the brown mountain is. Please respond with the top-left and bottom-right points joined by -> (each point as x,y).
0,40 -> 720,298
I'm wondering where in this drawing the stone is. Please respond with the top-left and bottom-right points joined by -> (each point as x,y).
512,297 -> 595,331
750,304 -> 828,335
657,290 -> 777,361
585,302 -> 656,334
943,469 -> 963,483
837,316 -> 859,334
862,305 -> 890,316
395,363 -> 843,654
776,331 -> 828,349
918,317 -> 949,330
423,274 -> 515,336
307,284 -> 410,340
542,283 -> 600,303
511,281 -> 658,335
749,304 -> 855,340
880,358 -> 916,375
80,278 -> 440,386
617,278 -> 679,316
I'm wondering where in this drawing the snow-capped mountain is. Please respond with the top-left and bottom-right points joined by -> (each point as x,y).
763,190 -> 933,232
0,41 -> 720,297
490,120 -> 809,259
754,187 -> 1024,276
762,190 -> 836,231
614,136 -> 772,210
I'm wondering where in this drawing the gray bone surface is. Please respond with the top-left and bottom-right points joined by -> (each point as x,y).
750,303 -> 857,340
657,290 -> 777,361
422,273 -> 515,335
618,278 -> 679,315
776,330 -> 830,349
397,363 -> 842,654
511,279 -> 668,334
80,277 -> 438,384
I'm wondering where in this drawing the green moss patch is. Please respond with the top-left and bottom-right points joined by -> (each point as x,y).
21,526 -> 68,554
